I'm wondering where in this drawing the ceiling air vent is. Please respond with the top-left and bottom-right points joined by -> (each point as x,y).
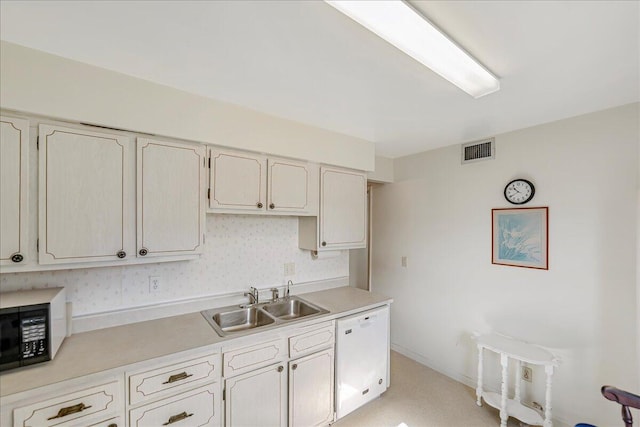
461,138 -> 495,164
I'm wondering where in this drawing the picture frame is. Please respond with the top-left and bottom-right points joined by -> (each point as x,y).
492,207 -> 548,270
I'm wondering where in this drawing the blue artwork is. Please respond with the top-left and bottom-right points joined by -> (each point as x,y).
497,212 -> 542,263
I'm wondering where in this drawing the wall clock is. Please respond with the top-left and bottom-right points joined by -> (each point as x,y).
504,179 -> 535,205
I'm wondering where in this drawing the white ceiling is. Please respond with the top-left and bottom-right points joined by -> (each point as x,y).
1,1 -> 638,158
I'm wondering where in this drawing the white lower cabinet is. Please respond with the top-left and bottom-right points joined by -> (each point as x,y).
289,348 -> 334,427
224,362 -> 288,427
129,383 -> 219,427
222,322 -> 336,427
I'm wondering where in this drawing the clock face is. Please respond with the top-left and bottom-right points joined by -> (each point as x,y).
504,179 -> 535,205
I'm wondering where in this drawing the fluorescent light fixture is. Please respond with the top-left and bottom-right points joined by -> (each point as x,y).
325,0 -> 500,98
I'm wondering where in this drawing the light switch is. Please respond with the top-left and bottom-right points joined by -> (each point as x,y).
401,256 -> 408,268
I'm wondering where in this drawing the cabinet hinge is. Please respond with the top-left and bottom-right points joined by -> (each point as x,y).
223,389 -> 225,401
208,156 -> 211,168
207,188 -> 210,200
36,239 -> 39,251
36,136 -> 39,150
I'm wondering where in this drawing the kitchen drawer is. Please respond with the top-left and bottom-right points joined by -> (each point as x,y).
13,380 -> 122,427
223,339 -> 286,377
289,321 -> 335,358
87,416 -> 123,427
129,384 -> 219,427
128,353 -> 220,405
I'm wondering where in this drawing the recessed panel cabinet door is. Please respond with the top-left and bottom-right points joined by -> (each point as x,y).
225,363 -> 287,427
267,159 -> 310,214
320,167 -> 367,249
137,138 -> 205,257
39,124 -> 134,264
209,150 -> 267,212
0,116 -> 29,266
289,348 -> 334,427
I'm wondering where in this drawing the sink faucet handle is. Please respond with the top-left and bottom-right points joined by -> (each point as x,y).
271,287 -> 279,301
244,287 -> 259,305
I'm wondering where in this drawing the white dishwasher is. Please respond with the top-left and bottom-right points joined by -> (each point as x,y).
335,305 -> 390,419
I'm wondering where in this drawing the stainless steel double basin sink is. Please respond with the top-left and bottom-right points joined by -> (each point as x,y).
201,296 -> 329,337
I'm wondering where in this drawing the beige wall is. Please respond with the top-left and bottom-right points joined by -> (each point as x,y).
371,103 -> 639,426
0,41 -> 374,171
368,156 -> 394,183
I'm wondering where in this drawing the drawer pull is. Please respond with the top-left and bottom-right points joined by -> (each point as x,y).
163,411 -> 193,425
47,402 -> 92,420
162,372 -> 193,384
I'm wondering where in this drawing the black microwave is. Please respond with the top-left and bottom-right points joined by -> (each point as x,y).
0,287 -> 67,372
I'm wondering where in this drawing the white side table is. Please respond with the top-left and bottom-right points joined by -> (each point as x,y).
473,333 -> 559,427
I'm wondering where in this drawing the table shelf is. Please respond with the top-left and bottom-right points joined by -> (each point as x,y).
482,391 -> 544,426
473,333 -> 559,427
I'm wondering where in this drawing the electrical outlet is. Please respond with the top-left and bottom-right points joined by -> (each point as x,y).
522,366 -> 532,382
149,276 -> 162,293
401,256 -> 408,267
284,262 -> 295,276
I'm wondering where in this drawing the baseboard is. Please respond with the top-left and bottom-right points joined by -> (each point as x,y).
73,276 -> 349,333
391,343 -> 477,389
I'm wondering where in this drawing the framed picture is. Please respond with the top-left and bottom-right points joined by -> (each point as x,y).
492,207 -> 548,270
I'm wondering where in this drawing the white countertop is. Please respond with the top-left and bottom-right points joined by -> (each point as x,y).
0,286 -> 391,397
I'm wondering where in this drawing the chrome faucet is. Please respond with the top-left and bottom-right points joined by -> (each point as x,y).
244,287 -> 259,305
286,280 -> 293,299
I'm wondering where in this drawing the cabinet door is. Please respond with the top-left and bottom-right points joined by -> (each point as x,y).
289,348 -> 334,427
319,167 -> 367,249
137,138 -> 205,257
38,124 -> 134,264
225,363 -> 287,427
0,116 -> 29,266
209,150 -> 267,212
267,159 -> 311,214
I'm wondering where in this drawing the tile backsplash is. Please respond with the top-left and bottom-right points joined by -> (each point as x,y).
0,214 -> 349,316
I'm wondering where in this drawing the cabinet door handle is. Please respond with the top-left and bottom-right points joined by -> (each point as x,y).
10,253 -> 24,263
162,371 -> 193,384
277,366 -> 284,372
256,202 -> 263,208
47,402 -> 92,420
138,248 -> 148,256
269,203 -> 275,209
116,250 -> 126,259
321,241 -> 327,247
162,411 -> 193,425
292,363 -> 298,370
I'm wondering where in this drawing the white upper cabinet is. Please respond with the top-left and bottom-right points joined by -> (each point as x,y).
0,116 -> 29,266
209,150 -> 267,212
209,149 -> 317,216
39,124 -> 135,264
299,166 -> 367,251
137,138 -> 206,258
321,167 -> 367,248
267,158 -> 312,214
